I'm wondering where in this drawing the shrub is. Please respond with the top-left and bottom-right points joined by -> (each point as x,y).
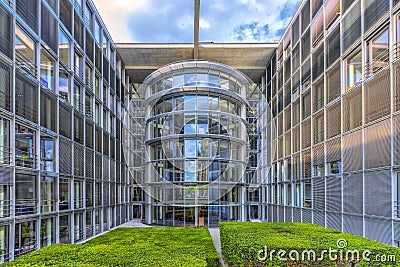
220,222 -> 400,267
2,227 -> 218,267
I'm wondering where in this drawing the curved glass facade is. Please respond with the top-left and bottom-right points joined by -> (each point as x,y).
143,61 -> 252,226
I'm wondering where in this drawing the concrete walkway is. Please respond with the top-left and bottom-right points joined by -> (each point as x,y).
118,220 -> 152,227
209,228 -> 228,267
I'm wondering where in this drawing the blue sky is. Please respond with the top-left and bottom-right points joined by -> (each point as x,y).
93,0 -> 301,43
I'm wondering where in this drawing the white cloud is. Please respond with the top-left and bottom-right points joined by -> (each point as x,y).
92,0 -> 148,42
92,0 -> 301,43
199,18 -> 211,29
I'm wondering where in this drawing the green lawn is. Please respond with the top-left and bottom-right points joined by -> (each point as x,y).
220,222 -> 400,267
2,227 -> 218,267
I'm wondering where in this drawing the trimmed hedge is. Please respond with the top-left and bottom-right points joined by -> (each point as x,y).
220,222 -> 400,266
2,227 -> 218,267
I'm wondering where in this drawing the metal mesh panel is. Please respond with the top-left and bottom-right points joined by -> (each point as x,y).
60,0 -> 72,33
365,69 -> 390,123
85,148 -> 94,178
41,4 -> 57,53
302,119 -> 311,149
0,6 -> 12,59
395,63 -> 400,112
326,212 -> 341,231
313,177 -> 325,210
0,59 -> 12,111
103,156 -> 110,181
95,153 -> 102,180
284,132 -> 291,157
302,208 -> 312,223
327,64 -> 341,102
394,115 -> 400,165
326,176 -> 341,212
313,111 -> 324,144
272,205 -> 278,222
293,207 -> 301,222
343,86 -> 362,132
59,102 -> 72,138
16,0 -> 38,33
59,137 -> 72,175
313,210 -> 325,226
312,144 -> 325,166
365,170 -> 392,217
302,151 -> 311,178
365,217 -> 392,244
110,160 -> 116,182
285,207 -> 292,222
292,126 -> 300,153
342,1 -> 361,52
74,144 -> 84,177
343,172 -> 363,214
278,207 -> 284,222
326,138 -> 341,163
364,0 -> 389,33
364,119 -> 391,169
343,214 -> 363,236
327,102 -> 341,138
267,204 -> 273,221
394,221 -> 400,246
343,130 -> 362,172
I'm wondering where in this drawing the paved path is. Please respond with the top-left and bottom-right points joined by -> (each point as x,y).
209,228 -> 228,267
118,220 -> 152,227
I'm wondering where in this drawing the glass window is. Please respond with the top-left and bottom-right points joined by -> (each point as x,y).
346,50 -> 362,89
40,176 -> 55,212
40,217 -> 56,248
95,20 -> 101,44
59,69 -> 70,102
303,182 -> 312,207
366,29 -> 389,77
40,137 -> 55,172
15,173 -> 37,215
14,221 -> 36,256
59,177 -> 70,210
15,124 -> 35,168
74,85 -> 82,112
0,118 -> 10,164
15,26 -> 36,75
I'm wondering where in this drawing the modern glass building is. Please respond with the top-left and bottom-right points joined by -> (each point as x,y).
2,0 -> 400,263
142,61 -> 251,226
0,0 -> 141,262
263,0 -> 400,246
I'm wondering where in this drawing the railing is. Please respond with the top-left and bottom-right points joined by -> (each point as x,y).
74,102 -> 84,114
74,198 -> 84,209
0,0 -> 13,7
73,0 -> 83,16
41,200 -> 55,213
15,149 -> 37,169
365,49 -> 389,78
15,49 -> 37,77
393,42 -> 400,61
74,65 -> 84,80
74,228 -> 84,241
14,240 -> 36,257
0,146 -> 12,165
0,199 -> 11,218
86,109 -> 93,120
15,199 -> 37,215
85,77 -> 93,91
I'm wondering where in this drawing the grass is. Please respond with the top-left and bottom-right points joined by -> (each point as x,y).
220,222 -> 400,267
2,227 -> 219,267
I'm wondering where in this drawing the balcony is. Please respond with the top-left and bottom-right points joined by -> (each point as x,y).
15,149 -> 37,169
0,199 -> 11,218
15,199 -> 37,216
15,49 -> 37,77
0,145 -> 12,165
365,50 -> 389,78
